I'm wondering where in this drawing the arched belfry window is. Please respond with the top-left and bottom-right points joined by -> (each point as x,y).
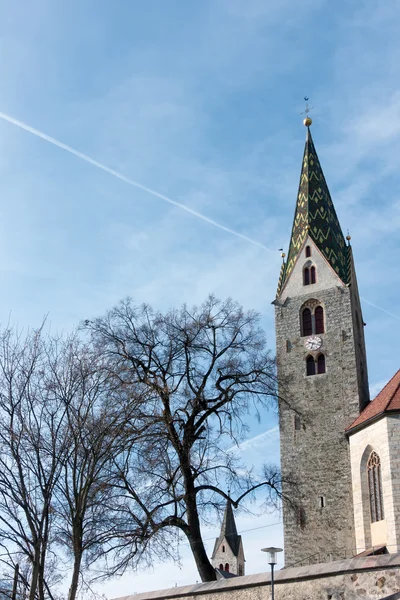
306,355 -> 315,376
219,563 -> 223,570
302,308 -> 312,336
311,266 -> 316,284
305,245 -> 311,257
307,354 -> 326,376
368,452 -> 384,522
317,354 -> 326,374
303,262 -> 316,286
315,306 -> 324,334
225,563 -> 230,573
300,302 -> 325,337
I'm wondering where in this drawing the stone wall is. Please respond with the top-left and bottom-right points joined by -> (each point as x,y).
276,238 -> 364,566
349,415 -> 400,554
113,554 -> 400,600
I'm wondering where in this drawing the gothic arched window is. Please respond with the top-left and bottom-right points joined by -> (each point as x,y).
222,545 -> 225,553
315,306 -> 324,334
317,353 -> 326,374
311,265 -> 316,284
306,355 -> 316,376
305,245 -> 311,257
225,563 -> 230,572
219,564 -> 223,570
302,308 -> 312,336
304,267 -> 310,286
368,452 -> 384,522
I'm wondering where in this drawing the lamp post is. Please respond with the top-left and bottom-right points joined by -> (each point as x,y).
261,547 -> 283,600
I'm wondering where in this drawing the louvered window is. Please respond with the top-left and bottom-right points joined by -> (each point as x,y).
311,265 -> 316,284
302,309 -> 312,336
317,354 -> 326,374
306,355 -> 315,376
315,306 -> 324,334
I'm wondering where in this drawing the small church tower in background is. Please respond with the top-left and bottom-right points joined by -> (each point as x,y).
275,114 -> 370,567
211,500 -> 245,576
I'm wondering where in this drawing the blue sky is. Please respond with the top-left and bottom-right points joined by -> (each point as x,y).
0,0 -> 400,594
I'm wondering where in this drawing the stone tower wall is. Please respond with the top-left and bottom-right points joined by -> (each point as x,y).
276,242 -> 364,566
348,252 -> 370,411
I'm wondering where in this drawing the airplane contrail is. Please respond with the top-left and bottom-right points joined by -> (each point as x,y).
0,111 -> 273,252
361,297 -> 400,321
1,113 -> 398,324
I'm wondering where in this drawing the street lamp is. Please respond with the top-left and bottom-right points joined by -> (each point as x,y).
261,547 -> 283,600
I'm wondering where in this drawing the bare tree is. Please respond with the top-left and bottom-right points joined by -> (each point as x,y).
85,295 -> 283,582
51,338 -> 146,600
0,326 -> 69,600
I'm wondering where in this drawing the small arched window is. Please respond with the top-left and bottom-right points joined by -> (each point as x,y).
311,266 -> 316,284
306,356 -> 315,376
368,452 -> 384,522
219,564 -> 223,570
225,563 -> 230,573
315,306 -> 324,334
305,245 -> 311,257
302,308 -> 312,336
303,267 -> 310,286
317,354 -> 326,374
222,545 -> 225,553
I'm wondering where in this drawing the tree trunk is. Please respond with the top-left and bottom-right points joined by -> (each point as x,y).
185,486 -> 216,582
68,546 -> 83,600
29,546 -> 41,600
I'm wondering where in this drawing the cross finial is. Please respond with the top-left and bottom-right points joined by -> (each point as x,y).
302,97 -> 314,116
302,97 -> 313,127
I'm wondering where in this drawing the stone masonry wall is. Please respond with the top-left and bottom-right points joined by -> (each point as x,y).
113,555 -> 400,600
275,239 -> 365,566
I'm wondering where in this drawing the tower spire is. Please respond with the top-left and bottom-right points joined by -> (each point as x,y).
211,499 -> 245,576
277,121 -> 349,294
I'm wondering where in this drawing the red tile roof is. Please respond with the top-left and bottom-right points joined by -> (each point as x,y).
346,369 -> 400,433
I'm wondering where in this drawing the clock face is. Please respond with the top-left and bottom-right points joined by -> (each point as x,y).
305,335 -> 322,351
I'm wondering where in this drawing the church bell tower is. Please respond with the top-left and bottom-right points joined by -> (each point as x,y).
275,117 -> 370,567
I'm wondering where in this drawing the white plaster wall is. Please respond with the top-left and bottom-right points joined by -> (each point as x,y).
349,415 -> 400,554
280,236 -> 344,302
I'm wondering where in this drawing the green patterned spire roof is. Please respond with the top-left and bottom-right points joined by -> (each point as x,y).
278,127 -> 349,294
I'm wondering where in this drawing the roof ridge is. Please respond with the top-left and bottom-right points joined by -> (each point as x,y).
378,368 -> 400,408
346,369 -> 400,433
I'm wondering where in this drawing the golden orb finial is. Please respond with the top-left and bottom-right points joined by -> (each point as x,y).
303,116 -> 312,127
281,252 -> 286,259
